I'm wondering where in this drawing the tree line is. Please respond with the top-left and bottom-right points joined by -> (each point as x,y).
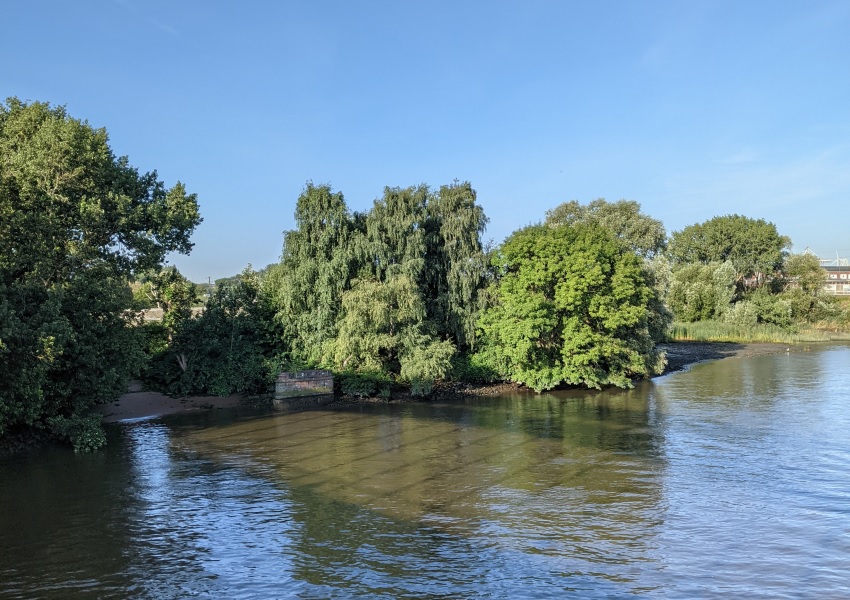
2,98 -> 846,451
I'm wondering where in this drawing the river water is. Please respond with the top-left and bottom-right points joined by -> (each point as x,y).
2,345 -> 849,598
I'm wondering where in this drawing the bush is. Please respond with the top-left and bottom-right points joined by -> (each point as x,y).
398,338 -> 455,396
46,413 -> 107,453
449,353 -> 500,384
726,288 -> 793,329
338,371 -> 392,398
142,269 -> 284,397
667,261 -> 736,322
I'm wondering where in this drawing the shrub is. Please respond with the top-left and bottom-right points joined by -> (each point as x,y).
449,353 -> 500,384
338,371 -> 392,398
46,413 -> 107,453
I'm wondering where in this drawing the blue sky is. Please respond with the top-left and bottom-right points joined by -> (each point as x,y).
3,0 -> 849,281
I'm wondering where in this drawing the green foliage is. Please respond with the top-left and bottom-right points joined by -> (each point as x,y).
476,223 -> 664,392
667,249 -> 834,331
46,412 -> 106,453
782,253 -> 826,296
643,255 -> 675,342
668,214 -> 791,286
544,198 -> 667,258
337,371 -> 392,398
667,261 -> 736,322
268,183 -> 358,365
0,99 -> 201,279
423,181 -> 489,349
779,288 -> 839,323
0,266 -> 145,449
731,287 -> 793,329
360,182 -> 488,350
150,268 -> 282,397
0,98 -> 201,449
331,275 -> 456,395
265,180 -> 486,394
137,267 -> 199,338
365,185 -> 429,284
544,198 -> 671,342
449,353 -> 500,384
137,321 -> 169,358
398,338 -> 456,396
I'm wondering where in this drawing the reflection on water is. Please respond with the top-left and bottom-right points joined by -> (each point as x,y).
1,345 -> 849,598
183,392 -> 666,597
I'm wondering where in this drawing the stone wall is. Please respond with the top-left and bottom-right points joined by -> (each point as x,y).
274,369 -> 334,399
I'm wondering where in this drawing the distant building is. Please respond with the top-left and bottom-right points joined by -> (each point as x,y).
823,265 -> 850,296
805,249 -> 850,296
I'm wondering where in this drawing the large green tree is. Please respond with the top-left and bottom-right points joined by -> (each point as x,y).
0,98 -> 201,450
545,198 -> 671,341
364,182 -> 488,349
476,223 -> 664,392
544,198 -> 667,258
265,181 -> 487,392
423,181 -> 489,349
668,215 -> 791,287
267,183 -> 357,365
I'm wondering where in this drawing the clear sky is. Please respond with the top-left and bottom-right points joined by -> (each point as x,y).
3,0 -> 849,281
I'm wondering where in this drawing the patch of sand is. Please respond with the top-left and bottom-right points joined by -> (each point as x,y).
98,386 -> 245,423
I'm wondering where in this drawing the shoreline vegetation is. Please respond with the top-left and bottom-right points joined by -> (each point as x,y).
2,339 -> 827,457
670,321 -> 850,344
92,340 -> 806,424
4,99 -> 849,454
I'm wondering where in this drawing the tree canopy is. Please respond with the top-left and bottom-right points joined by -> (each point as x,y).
476,223 -> 665,392
265,181 -> 488,387
0,98 -> 201,450
544,198 -> 667,258
266,183 -> 357,365
668,215 -> 791,286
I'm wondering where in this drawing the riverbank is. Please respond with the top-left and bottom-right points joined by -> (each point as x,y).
95,341 -> 799,421
97,380 -> 248,424
657,341 -> 799,373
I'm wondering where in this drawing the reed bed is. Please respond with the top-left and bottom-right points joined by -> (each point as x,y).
668,321 -> 850,344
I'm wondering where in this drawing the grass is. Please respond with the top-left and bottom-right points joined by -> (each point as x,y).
668,320 -> 850,344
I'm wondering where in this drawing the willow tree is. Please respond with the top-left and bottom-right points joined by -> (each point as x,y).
424,181 -> 489,349
268,183 -> 357,365
364,182 -> 488,349
476,223 -> 664,392
364,184 -> 429,284
0,98 -> 201,450
269,181 -> 488,390
332,274 -> 455,396
667,261 -> 736,322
